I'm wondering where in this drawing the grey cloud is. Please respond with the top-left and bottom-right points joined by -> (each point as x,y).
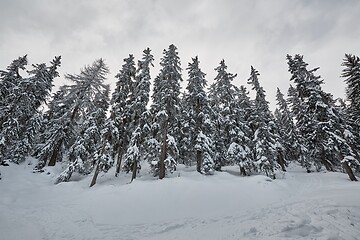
1,0 -> 359,108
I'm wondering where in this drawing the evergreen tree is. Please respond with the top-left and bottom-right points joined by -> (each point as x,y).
0,55 -> 61,164
33,85 -> 72,170
149,44 -> 182,179
275,87 -> 300,163
341,54 -> 360,148
182,56 -> 214,174
0,55 -> 28,164
227,86 -> 253,175
110,54 -> 136,176
287,84 -> 310,171
247,66 -> 281,177
89,108 -> 114,187
287,54 -> 358,180
34,59 -> 110,183
122,48 -> 154,182
208,59 -> 237,170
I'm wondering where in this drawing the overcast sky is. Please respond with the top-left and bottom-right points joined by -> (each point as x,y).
1,0 -> 359,109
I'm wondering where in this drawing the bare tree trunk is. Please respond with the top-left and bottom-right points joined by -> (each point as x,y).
240,166 -> 247,176
131,161 -> 137,183
48,105 -> 79,167
196,150 -> 201,173
320,150 -> 333,171
342,161 -> 358,181
48,138 -> 63,166
277,151 -> 286,172
89,162 -> 101,187
159,120 -> 168,180
115,145 -> 124,177
195,99 -> 202,173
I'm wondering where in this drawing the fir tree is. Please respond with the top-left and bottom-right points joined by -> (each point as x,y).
287,84 -> 310,171
182,56 -> 214,174
227,86 -> 253,175
34,59 -> 110,183
341,54 -> 360,148
287,54 -> 358,180
208,59 -> 237,170
149,44 -> 182,179
122,48 -> 154,182
0,55 -> 28,164
275,87 -> 300,163
0,55 -> 61,164
247,66 -> 280,177
111,54 -> 136,176
33,85 -> 72,170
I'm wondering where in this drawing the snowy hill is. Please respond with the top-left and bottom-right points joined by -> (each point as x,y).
1,161 -> 360,240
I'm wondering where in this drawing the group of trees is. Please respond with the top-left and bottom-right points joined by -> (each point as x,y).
0,45 -> 359,185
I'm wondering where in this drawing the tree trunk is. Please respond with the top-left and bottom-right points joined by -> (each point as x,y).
49,105 -> 79,167
48,138 -> 63,166
115,145 -> 124,177
159,120 -> 168,180
89,162 -> 101,187
240,166 -> 247,176
195,98 -> 202,173
320,149 -> 334,171
196,150 -> 201,173
277,151 -> 286,172
131,161 -> 137,183
342,161 -> 358,181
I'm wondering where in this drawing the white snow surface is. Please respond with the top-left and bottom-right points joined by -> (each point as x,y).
1,160 -> 360,240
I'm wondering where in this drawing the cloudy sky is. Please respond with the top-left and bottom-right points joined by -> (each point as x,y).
1,0 -> 359,108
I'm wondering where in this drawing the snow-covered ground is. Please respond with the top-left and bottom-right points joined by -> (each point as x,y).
1,160 -> 360,240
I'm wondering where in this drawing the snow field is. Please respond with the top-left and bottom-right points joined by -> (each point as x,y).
0,162 -> 360,240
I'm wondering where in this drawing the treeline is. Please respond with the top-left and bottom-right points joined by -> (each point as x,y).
0,45 -> 359,186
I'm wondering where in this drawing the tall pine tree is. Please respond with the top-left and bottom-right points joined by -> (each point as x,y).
227,85 -> 253,175
182,56 -> 214,174
110,55 -> 136,176
247,66 -> 281,177
208,59 -> 237,170
275,87 -> 300,163
34,59 -> 110,183
287,54 -> 358,181
149,44 -> 182,179
341,54 -> 360,151
0,55 -> 61,164
122,48 -> 154,182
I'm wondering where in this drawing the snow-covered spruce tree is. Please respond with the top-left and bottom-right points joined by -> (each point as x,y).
208,59 -> 237,170
34,59 -> 110,182
287,84 -> 310,171
286,55 -> 326,172
33,85 -> 72,170
149,44 -> 182,179
0,55 -> 28,165
182,56 -> 214,174
247,66 -> 282,178
110,55 -> 136,177
122,48 -> 154,182
0,55 -> 61,164
333,97 -> 360,175
287,54 -> 358,181
227,85 -> 253,176
177,96 -> 191,166
55,59 -> 111,183
89,92 -> 114,187
275,87 -> 300,163
341,54 -> 360,149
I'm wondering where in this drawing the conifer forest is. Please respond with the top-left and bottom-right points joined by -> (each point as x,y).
1,44 -> 359,186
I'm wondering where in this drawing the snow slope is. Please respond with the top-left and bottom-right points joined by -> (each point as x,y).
0,161 -> 360,240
